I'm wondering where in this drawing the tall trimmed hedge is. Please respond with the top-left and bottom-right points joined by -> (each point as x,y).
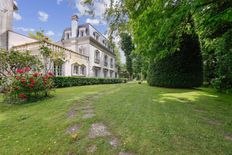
53,77 -> 127,88
147,32 -> 203,88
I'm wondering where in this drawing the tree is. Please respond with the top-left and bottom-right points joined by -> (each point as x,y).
29,30 -> 52,41
120,33 -> 134,79
83,0 -> 232,90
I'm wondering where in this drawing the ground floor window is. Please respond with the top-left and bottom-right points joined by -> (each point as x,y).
110,71 -> 114,78
103,69 -> 108,78
80,65 -> 86,76
94,67 -> 100,77
73,64 -> 79,75
54,64 -> 63,76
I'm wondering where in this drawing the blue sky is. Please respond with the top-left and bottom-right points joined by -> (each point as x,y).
13,0 -> 108,42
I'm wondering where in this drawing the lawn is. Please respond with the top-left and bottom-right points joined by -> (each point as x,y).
0,83 -> 232,154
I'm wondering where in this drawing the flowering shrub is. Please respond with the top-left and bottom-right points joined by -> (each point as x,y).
4,67 -> 54,103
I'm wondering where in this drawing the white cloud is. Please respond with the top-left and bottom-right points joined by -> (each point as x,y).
45,31 -> 55,36
75,0 -> 121,25
57,0 -> 63,5
13,12 -> 22,21
38,11 -> 48,22
75,0 -> 90,16
86,18 -> 100,25
15,27 -> 35,32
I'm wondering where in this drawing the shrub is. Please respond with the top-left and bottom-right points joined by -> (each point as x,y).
3,67 -> 54,104
53,77 -> 127,88
147,32 -> 203,88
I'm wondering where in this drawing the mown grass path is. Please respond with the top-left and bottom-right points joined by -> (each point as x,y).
0,83 -> 232,154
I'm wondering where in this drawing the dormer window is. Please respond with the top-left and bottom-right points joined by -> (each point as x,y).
102,39 -> 107,46
80,31 -> 84,37
93,32 -> 99,41
66,33 -> 70,40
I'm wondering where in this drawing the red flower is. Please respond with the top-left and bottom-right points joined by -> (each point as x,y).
43,75 -> 49,81
24,67 -> 31,72
20,78 -> 26,84
33,72 -> 40,77
15,76 -> 21,80
15,87 -> 19,90
48,71 -> 54,77
28,83 -> 34,88
29,77 -> 35,84
16,69 -> 24,74
18,93 -> 27,99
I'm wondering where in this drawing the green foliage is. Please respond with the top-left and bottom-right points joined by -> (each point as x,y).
28,30 -> 52,41
120,33 -> 134,78
0,49 -> 54,103
0,49 -> 42,77
53,77 -> 127,88
148,32 -> 203,88
195,0 -> 232,91
84,0 -> 232,91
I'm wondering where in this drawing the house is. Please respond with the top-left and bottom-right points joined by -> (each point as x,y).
0,0 -> 118,78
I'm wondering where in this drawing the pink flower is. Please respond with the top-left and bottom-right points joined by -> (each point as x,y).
48,71 -> 54,77
16,69 -> 24,74
24,67 -> 31,72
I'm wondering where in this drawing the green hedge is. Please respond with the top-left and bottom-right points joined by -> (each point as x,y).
147,32 -> 203,88
52,77 -> 127,88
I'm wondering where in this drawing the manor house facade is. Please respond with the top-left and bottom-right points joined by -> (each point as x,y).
0,0 -> 118,78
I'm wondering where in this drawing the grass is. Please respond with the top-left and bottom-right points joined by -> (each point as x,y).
0,83 -> 232,154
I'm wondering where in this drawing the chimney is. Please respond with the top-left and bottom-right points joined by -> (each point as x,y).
71,15 -> 78,38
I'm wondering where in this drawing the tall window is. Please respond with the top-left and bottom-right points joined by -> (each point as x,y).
94,68 -> 99,77
54,64 -> 63,76
95,50 -> 100,64
104,55 -> 108,67
73,64 -> 79,75
80,65 -> 86,76
103,70 -> 108,78
110,58 -> 113,68
110,71 -> 113,78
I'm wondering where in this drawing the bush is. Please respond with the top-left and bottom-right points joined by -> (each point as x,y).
147,32 -> 203,88
53,77 -> 127,88
3,67 -> 54,103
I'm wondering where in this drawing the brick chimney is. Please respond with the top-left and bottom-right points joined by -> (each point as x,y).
71,15 -> 78,38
